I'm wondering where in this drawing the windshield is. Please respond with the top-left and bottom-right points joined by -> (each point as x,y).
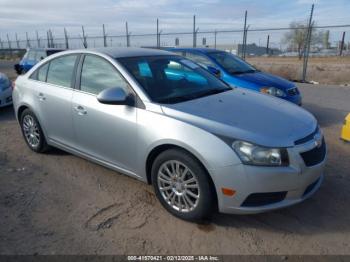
208,51 -> 256,75
117,55 -> 231,104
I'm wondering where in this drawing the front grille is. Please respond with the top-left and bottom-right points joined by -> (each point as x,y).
241,191 -> 287,207
288,87 -> 299,96
295,126 -> 319,145
300,138 -> 326,167
303,178 -> 320,197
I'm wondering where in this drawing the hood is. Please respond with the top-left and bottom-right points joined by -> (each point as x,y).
233,71 -> 295,90
161,89 -> 316,147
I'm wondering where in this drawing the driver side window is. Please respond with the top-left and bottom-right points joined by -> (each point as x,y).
185,52 -> 216,69
80,55 -> 129,95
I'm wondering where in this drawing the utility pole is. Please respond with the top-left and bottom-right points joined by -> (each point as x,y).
48,29 -> 54,48
36,31 -> 40,48
175,37 -> 179,46
156,18 -> 159,48
64,28 -> 69,49
26,32 -> 30,48
266,34 -> 270,55
7,34 -> 11,49
214,30 -> 217,49
193,15 -> 196,48
302,3 -> 314,82
82,26 -> 87,48
339,31 -> 345,56
125,22 -> 130,47
15,33 -> 20,48
103,24 -> 107,47
6,34 -> 12,57
242,10 -> 248,60
47,31 -> 50,48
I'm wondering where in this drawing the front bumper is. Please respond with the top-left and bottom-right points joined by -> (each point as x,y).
210,139 -> 326,214
0,88 -> 13,107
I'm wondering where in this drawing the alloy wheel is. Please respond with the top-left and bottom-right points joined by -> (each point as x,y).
157,160 -> 200,213
22,115 -> 40,148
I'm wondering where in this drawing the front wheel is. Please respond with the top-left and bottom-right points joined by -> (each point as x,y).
151,149 -> 215,221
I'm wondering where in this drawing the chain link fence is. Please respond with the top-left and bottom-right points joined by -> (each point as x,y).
1,9 -> 349,82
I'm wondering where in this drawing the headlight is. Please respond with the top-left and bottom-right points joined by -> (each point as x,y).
260,87 -> 286,97
232,141 -> 289,166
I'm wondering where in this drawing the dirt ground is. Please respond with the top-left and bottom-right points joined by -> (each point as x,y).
247,56 -> 350,85
1,63 -> 350,255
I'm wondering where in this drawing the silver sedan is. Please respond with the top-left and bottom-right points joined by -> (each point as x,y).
12,48 -> 326,221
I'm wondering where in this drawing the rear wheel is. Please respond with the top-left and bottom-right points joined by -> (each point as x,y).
20,109 -> 49,153
151,149 -> 215,221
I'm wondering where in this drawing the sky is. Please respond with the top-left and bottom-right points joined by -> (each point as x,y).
0,0 -> 349,47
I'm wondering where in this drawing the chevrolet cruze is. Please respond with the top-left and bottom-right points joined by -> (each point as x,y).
12,48 -> 326,221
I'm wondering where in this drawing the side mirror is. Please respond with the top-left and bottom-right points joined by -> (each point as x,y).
207,66 -> 221,78
97,87 -> 134,106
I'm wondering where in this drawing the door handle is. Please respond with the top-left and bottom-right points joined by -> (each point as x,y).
74,105 -> 87,115
38,93 -> 46,101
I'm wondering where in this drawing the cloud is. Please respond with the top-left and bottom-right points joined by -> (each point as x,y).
0,0 -> 347,44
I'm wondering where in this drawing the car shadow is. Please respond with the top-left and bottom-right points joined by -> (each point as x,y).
303,102 -> 347,128
46,147 -> 70,156
0,105 -> 15,122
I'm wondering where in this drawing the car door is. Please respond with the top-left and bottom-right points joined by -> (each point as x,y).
32,54 -> 79,147
71,54 -> 137,172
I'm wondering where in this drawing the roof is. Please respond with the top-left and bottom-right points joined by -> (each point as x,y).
167,47 -> 224,54
90,47 -> 174,58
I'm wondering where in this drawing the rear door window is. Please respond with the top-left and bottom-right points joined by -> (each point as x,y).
46,55 -> 78,88
80,55 -> 129,95
37,63 -> 49,82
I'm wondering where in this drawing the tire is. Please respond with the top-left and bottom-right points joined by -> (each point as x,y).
20,109 -> 50,153
151,148 -> 215,221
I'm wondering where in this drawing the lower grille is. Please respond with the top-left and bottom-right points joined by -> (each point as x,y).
300,138 -> 326,167
241,191 -> 287,207
303,178 -> 320,197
